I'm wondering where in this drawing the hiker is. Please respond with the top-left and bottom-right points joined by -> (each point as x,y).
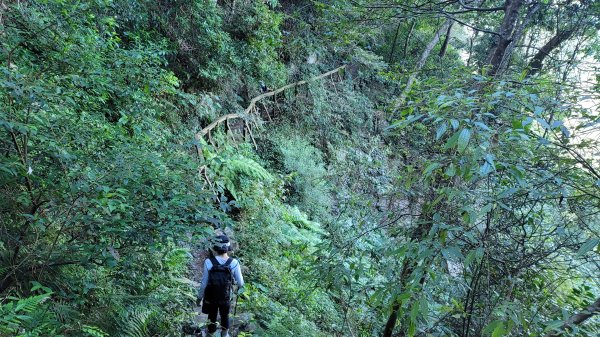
198,235 -> 244,337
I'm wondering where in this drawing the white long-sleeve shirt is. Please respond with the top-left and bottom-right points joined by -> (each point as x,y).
198,255 -> 244,299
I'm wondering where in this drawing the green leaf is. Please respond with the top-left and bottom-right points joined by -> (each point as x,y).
465,248 -> 481,268
498,187 -> 518,199
544,320 -> 564,332
389,114 -> 424,129
576,238 -> 599,256
409,301 -> 419,321
536,118 -> 551,130
474,121 -> 491,131
484,320 -> 507,336
512,118 -> 523,129
407,321 -> 416,337
445,163 -> 456,177
423,162 -> 441,177
491,322 -> 507,337
442,246 -> 463,261
480,161 -> 493,176
444,131 -> 460,150
435,122 -> 448,140
457,128 -> 471,153
479,203 -> 494,215
534,106 -> 544,115
450,119 -> 460,130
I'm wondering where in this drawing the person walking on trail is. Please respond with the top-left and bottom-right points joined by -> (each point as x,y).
198,235 -> 244,337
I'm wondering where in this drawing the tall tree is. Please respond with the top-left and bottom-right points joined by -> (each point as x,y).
485,0 -> 525,75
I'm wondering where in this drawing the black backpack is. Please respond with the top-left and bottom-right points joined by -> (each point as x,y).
204,256 -> 233,306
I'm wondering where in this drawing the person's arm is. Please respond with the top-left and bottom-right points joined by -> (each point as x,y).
198,259 -> 211,300
231,259 -> 244,288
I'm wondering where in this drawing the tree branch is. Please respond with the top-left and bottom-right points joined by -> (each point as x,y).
546,296 -> 600,337
195,65 -> 346,140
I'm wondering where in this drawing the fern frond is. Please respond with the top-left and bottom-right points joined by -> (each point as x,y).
118,306 -> 153,337
52,301 -> 78,323
15,293 -> 51,313
228,157 -> 272,182
0,266 -> 8,278
213,156 -> 273,199
82,325 -> 109,337
0,292 -> 57,335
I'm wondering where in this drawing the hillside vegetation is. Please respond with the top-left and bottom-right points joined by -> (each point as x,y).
1,0 -> 599,336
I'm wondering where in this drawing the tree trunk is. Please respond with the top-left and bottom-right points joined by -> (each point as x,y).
382,262 -> 411,337
467,30 -> 478,67
382,204 -> 434,337
546,296 -> 600,337
485,0 -> 524,76
496,2 -> 540,74
403,20 -> 416,58
438,22 -> 454,58
388,22 -> 402,63
395,19 -> 452,109
526,28 -> 576,77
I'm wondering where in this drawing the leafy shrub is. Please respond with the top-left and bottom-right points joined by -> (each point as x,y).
272,131 -> 332,218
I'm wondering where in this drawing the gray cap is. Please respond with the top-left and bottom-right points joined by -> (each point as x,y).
212,235 -> 232,252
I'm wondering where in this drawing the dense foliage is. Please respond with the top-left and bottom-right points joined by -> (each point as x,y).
1,0 -> 599,336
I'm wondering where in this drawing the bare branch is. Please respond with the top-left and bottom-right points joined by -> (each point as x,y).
196,65 -> 346,140
546,297 -> 600,337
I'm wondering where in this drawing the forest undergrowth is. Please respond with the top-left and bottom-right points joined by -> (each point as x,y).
1,0 -> 599,336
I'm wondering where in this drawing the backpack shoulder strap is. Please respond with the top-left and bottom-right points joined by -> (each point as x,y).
209,255 -> 220,267
224,257 -> 233,267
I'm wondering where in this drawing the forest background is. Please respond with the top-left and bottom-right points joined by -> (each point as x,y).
1,0 -> 599,336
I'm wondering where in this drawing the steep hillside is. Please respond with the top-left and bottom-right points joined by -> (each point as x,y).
1,1 -> 599,336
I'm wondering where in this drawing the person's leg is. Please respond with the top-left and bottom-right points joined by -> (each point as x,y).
218,303 -> 231,336
206,304 -> 219,334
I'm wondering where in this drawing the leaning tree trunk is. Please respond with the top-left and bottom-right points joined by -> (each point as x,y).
438,22 -> 454,58
546,296 -> 600,337
485,0 -> 524,76
526,28 -> 576,78
394,19 -> 452,109
496,2 -> 540,74
388,22 -> 403,63
382,259 -> 413,337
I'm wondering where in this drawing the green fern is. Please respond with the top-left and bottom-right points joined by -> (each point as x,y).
118,306 -> 153,337
164,247 -> 192,268
217,156 -> 273,199
52,301 -> 78,323
228,157 -> 272,181
0,266 -> 8,278
82,325 -> 109,337
283,207 -> 323,233
0,292 -> 55,335
14,293 -> 51,313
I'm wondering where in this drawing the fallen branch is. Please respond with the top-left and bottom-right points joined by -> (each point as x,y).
196,65 -> 346,139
